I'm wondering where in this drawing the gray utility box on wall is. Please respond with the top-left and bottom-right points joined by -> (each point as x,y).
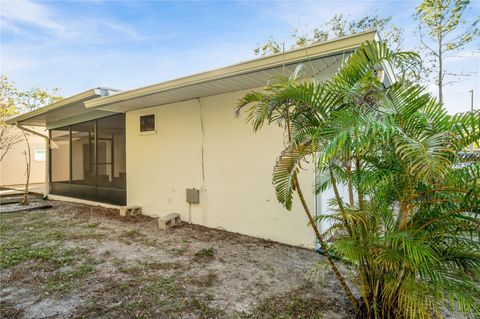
186,188 -> 200,204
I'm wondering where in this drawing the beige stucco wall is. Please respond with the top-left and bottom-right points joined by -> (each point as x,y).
123,59 -> 346,247
51,133 -> 69,182
0,126 -> 46,187
125,89 -> 321,247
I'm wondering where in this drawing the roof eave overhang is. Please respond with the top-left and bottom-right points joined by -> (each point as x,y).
5,88 -> 120,127
7,30 -> 379,126
85,31 -> 377,110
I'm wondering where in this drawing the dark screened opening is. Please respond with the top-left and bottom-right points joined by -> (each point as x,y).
97,115 -> 126,189
71,121 -> 95,186
49,113 -> 126,205
50,126 -> 70,183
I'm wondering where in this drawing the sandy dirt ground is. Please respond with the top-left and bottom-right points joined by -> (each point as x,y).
0,197 -> 354,319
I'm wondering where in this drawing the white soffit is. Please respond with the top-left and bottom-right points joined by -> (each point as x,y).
85,31 -> 376,112
8,31 -> 376,125
6,88 -> 120,127
94,56 -> 344,112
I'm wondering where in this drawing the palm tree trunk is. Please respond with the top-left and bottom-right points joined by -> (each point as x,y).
346,161 -> 355,207
294,177 -> 359,310
359,265 -> 372,318
285,112 -> 357,310
356,158 -> 364,210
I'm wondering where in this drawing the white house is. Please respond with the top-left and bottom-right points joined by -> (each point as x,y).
6,31 -> 386,247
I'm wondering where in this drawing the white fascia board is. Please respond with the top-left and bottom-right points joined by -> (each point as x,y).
84,31 -> 378,110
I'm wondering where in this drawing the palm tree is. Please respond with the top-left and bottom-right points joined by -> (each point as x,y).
236,70 -> 359,308
237,41 -> 480,318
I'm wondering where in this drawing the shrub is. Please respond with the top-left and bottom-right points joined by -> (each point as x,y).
237,41 -> 480,318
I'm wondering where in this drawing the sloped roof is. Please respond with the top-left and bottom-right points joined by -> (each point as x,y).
8,31 -> 378,127
6,88 -> 121,127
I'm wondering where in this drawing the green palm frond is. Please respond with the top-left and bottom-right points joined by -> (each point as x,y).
332,41 -> 421,89
451,110 -> 480,151
238,39 -> 480,319
272,144 -> 311,210
394,131 -> 454,180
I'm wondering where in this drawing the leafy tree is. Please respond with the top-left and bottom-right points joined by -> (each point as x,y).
0,75 -> 61,161
1,75 -> 61,204
254,14 -> 404,56
416,0 -> 480,104
237,41 -> 480,318
0,75 -> 22,161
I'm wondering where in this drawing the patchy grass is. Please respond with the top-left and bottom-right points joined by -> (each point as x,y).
68,231 -> 107,240
0,300 -> 23,319
47,263 -> 96,293
0,200 -> 352,319
194,247 -> 216,261
0,222 -> 15,233
189,272 -> 219,287
123,229 -> 142,239
59,263 -> 96,280
1,239 -> 74,270
241,286 -> 334,319
137,236 -> 160,247
84,222 -> 101,228
170,246 -> 189,256
0,225 -> 90,270
0,239 -> 57,269
119,228 -> 159,247
141,261 -> 181,271
187,298 -> 224,318
117,264 -> 145,275
86,273 -> 225,318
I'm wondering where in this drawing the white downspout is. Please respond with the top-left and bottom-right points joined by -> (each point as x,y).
15,123 -> 50,199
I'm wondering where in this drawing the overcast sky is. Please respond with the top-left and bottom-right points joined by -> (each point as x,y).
1,0 -> 479,114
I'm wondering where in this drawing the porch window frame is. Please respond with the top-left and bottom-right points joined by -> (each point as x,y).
48,113 -> 126,205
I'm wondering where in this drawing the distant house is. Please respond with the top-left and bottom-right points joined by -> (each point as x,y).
6,31 -> 389,247
0,126 -> 47,190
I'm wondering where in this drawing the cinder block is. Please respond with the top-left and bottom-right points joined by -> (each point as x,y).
119,206 -> 142,217
158,213 -> 181,230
